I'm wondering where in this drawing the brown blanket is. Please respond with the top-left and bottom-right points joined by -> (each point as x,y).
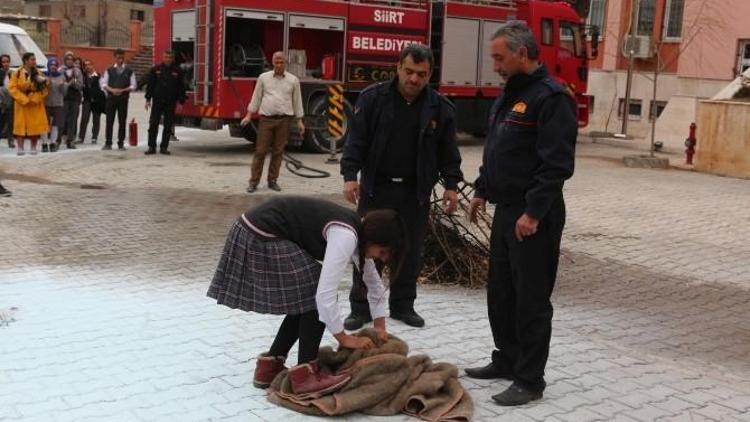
267,329 -> 473,421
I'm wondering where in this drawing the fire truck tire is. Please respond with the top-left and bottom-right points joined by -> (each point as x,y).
303,95 -> 353,154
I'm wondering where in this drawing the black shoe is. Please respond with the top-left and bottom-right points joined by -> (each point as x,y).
117,144 -> 126,151
344,313 -> 372,331
49,143 -> 58,152
67,143 -> 76,149
0,184 -> 11,197
246,184 -> 258,193
144,148 -> 156,155
390,310 -> 425,328
492,382 -> 543,406
42,144 -> 49,153
8,140 -> 14,148
465,362 -> 513,380
102,144 -> 112,151
91,139 -> 98,144
159,149 -> 171,155
268,181 -> 281,192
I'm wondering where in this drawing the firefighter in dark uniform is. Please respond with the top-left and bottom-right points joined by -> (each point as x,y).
340,44 -> 463,330
466,21 -> 577,406
144,49 -> 187,155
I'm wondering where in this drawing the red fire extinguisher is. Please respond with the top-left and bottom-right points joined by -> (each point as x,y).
129,118 -> 138,146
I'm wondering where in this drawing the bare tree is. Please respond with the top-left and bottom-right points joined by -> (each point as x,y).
643,0 -> 722,156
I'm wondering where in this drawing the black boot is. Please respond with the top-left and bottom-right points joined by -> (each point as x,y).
465,361 -> 513,380
492,382 -> 543,406
0,183 -> 11,197
42,144 -> 49,153
343,313 -> 372,331
145,147 -> 156,155
390,309 -> 425,328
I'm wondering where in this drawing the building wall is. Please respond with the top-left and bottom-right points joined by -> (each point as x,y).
676,0 -> 750,80
0,1 -> 25,15
588,69 -> 726,140
585,0 -> 750,140
24,0 -> 152,39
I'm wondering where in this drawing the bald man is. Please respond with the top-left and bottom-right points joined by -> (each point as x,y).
241,52 -> 305,193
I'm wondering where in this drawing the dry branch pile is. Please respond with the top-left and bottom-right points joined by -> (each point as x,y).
418,181 -> 492,289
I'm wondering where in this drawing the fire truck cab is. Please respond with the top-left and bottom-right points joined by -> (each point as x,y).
153,0 -> 593,152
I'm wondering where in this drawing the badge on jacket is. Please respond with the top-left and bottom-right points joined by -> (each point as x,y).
430,120 -> 437,130
512,102 -> 527,114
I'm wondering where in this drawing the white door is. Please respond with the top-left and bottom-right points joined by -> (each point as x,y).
442,18 -> 480,86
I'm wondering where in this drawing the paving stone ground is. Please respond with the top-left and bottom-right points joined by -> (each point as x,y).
1,94 -> 750,421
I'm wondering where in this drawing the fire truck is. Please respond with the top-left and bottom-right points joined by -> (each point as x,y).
153,0 -> 596,152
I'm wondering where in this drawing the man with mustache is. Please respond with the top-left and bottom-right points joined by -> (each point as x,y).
340,44 -> 463,330
466,20 -> 577,406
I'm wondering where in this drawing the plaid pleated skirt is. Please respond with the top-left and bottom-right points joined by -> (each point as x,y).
207,217 -> 322,315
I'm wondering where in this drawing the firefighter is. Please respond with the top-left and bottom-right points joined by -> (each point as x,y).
240,51 -> 305,193
340,44 -> 463,330
144,49 -> 187,155
101,49 -> 136,151
466,21 -> 577,406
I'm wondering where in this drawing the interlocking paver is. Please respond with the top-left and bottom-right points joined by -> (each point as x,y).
2,96 -> 750,420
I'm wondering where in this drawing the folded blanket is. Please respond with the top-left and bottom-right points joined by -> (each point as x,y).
267,328 -> 473,421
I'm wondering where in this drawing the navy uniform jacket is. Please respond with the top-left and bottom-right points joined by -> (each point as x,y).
474,65 -> 577,220
340,78 -> 463,204
145,63 -> 187,105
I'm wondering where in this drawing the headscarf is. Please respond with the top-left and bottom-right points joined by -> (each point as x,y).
46,57 -> 60,77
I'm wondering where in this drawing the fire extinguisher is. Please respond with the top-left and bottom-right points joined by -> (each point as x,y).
129,118 -> 138,147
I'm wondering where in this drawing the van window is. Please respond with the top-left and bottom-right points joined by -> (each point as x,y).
0,33 -> 47,68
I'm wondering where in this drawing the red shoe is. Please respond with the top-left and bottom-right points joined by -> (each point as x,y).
253,353 -> 287,389
289,360 -> 350,396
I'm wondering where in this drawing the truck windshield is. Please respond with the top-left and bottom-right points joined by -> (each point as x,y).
560,22 -> 585,58
0,33 -> 48,68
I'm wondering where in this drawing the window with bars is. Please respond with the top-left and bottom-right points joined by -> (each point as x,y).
587,0 -> 606,35
130,10 -> 145,22
637,0 -> 656,37
663,0 -> 684,40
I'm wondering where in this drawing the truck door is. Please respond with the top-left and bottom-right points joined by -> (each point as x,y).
171,10 -> 196,91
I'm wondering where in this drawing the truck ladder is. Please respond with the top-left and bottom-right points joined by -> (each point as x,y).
194,0 -> 213,106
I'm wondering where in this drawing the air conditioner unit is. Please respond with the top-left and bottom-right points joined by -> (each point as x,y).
623,35 -> 654,59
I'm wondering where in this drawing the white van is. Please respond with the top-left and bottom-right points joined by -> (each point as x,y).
0,23 -> 48,68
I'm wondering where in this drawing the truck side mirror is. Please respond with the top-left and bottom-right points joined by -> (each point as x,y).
590,26 -> 600,59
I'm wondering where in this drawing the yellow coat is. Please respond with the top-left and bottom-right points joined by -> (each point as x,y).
8,68 -> 49,137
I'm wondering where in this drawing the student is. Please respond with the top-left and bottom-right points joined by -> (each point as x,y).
60,51 -> 83,148
100,49 -> 136,150
44,58 -> 67,152
77,59 -> 105,144
207,196 -> 407,395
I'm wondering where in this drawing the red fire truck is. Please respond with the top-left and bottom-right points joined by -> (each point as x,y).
153,0 -> 595,152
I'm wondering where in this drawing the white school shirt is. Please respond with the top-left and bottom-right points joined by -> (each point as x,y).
315,225 -> 388,334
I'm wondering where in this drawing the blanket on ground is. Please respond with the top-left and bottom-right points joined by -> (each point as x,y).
267,328 -> 473,421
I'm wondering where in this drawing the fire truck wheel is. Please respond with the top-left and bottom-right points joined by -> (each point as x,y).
303,95 -> 353,154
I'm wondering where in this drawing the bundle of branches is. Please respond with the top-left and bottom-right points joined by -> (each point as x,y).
418,180 -> 492,289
